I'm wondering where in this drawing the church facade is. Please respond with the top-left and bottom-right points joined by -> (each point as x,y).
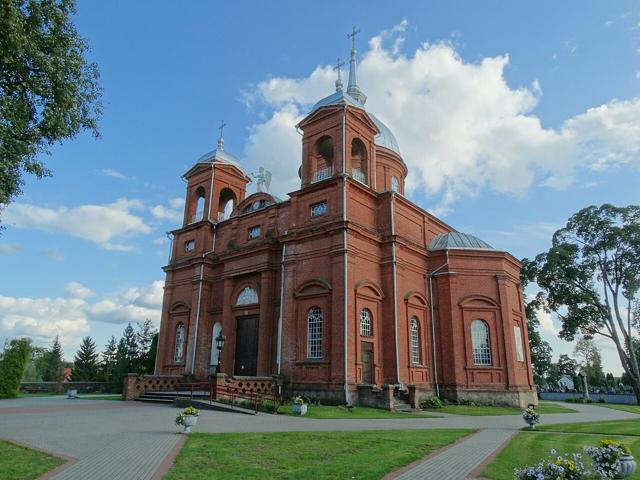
154,39 -> 537,408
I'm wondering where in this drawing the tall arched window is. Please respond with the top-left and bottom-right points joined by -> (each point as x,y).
236,287 -> 259,305
410,318 -> 420,364
307,306 -> 323,359
391,176 -> 400,192
174,323 -> 185,363
218,188 -> 236,221
471,320 -> 492,366
313,136 -> 334,183
194,187 -> 206,222
360,308 -> 372,337
351,138 -> 368,184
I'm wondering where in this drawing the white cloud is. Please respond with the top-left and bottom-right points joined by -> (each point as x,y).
42,248 -> 64,261
0,280 -> 164,356
150,197 -> 185,222
241,22 -> 640,214
3,198 -> 152,251
0,243 -> 20,255
97,168 -> 132,180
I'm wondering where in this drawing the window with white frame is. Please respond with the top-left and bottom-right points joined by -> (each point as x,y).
360,308 -> 372,337
307,306 -> 323,359
174,323 -> 185,363
236,287 -> 259,305
185,240 -> 195,252
471,320 -> 492,366
391,176 -> 400,192
248,226 -> 261,239
514,325 -> 525,362
410,317 -> 420,364
310,201 -> 327,217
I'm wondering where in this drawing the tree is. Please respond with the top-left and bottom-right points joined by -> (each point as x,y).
521,259 -> 554,386
0,338 -> 31,398
0,0 -> 102,211
100,335 -> 117,382
73,336 -> 99,381
111,323 -> 138,392
136,320 -> 157,375
573,337 -> 605,388
526,204 -> 640,401
41,335 -> 63,381
22,345 -> 46,381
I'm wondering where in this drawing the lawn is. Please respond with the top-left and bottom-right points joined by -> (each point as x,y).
17,392 -> 64,398
422,402 -> 576,416
77,394 -> 122,401
0,440 -> 65,480
596,403 -> 640,415
278,404 -> 437,419
164,429 -> 474,480
537,418 -> 640,436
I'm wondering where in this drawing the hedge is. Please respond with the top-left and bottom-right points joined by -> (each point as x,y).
0,338 -> 32,399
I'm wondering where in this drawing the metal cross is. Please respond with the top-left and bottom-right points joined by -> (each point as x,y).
347,26 -> 360,49
217,120 -> 226,140
333,58 -> 345,81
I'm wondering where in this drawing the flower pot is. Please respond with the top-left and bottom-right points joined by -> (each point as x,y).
292,403 -> 308,415
182,414 -> 198,434
525,419 -> 536,429
67,389 -> 78,398
616,454 -> 637,479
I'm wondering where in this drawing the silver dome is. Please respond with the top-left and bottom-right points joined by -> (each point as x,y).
429,232 -> 494,251
196,148 -> 244,173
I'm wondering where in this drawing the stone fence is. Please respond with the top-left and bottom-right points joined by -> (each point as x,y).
122,374 -> 183,400
20,382 -> 110,394
539,391 -> 638,405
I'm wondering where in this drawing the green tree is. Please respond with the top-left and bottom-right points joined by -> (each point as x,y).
100,335 -> 117,383
73,336 -> 99,381
111,323 -> 138,392
0,0 -> 102,211
136,319 -> 157,375
573,337 -> 605,388
41,335 -> 63,381
0,338 -> 31,398
22,345 -> 46,381
526,204 -> 640,402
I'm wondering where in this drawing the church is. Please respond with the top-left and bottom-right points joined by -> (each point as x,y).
153,33 -> 537,408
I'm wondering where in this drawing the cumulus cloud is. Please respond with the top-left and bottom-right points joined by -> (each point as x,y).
0,243 -> 20,255
97,168 -> 133,180
3,198 -> 152,251
150,197 -> 185,223
0,280 -> 164,355
242,22 -> 640,214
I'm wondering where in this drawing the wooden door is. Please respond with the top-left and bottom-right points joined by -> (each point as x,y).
361,341 -> 374,384
234,316 -> 259,376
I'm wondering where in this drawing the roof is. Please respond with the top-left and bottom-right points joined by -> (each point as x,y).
309,90 -> 402,156
428,232 -> 494,251
196,148 -> 244,173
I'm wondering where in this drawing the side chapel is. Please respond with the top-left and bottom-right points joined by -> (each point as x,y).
154,32 -> 537,408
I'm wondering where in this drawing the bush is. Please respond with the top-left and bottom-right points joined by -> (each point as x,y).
0,338 -> 32,398
457,398 -> 477,406
421,395 -> 443,409
597,398 -> 606,403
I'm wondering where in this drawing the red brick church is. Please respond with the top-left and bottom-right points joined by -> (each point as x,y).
154,35 -> 536,408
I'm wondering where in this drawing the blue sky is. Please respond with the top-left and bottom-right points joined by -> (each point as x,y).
1,1 -> 639,374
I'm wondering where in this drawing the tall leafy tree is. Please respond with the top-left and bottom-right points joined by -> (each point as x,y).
0,0 -> 102,211
0,338 -> 31,398
41,335 -> 63,381
527,204 -> 640,401
573,337 -> 605,388
73,336 -> 99,381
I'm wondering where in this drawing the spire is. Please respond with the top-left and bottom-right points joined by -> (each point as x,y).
217,119 -> 226,151
346,26 -> 367,105
333,58 -> 345,92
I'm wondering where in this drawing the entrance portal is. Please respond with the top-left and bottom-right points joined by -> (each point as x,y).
234,316 -> 259,376
361,341 -> 374,384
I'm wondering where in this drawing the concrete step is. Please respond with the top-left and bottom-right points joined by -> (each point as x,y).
134,397 -> 173,404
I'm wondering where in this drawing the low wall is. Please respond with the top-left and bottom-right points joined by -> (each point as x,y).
20,382 -> 110,394
539,391 -> 638,405
122,374 -> 183,400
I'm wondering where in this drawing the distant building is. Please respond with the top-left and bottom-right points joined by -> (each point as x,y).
154,35 -> 536,408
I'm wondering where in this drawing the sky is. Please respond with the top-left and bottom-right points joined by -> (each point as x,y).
0,1 -> 639,374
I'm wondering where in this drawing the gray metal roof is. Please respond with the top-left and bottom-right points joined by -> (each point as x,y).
196,148 -> 244,173
428,232 -> 494,251
369,113 -> 401,155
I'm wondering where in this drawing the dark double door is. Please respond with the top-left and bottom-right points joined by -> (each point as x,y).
361,341 -> 374,384
234,316 -> 259,376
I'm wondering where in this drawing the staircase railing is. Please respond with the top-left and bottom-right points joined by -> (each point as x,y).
175,381 -> 282,414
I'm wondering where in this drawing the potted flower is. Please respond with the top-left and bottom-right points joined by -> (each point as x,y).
292,396 -> 307,416
514,450 -> 590,480
522,407 -> 540,429
67,389 -> 78,399
585,439 -> 636,479
175,406 -> 199,434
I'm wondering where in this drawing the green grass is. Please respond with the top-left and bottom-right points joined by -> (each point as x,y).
0,439 -> 65,480
537,418 -> 640,436
278,404 -> 436,419
596,403 -> 640,415
423,402 -> 576,416
482,431 -> 640,480
16,392 -> 64,398
77,394 -> 122,401
164,429 -> 474,479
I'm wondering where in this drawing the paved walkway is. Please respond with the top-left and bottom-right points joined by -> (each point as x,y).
0,396 -> 637,479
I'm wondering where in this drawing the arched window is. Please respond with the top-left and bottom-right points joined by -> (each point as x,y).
313,136 -> 334,182
351,138 -> 368,184
174,323 -> 185,363
391,176 -> 400,192
218,188 -> 236,221
307,306 -> 323,359
360,308 -> 372,337
471,320 -> 492,366
236,287 -> 259,305
410,317 -> 420,364
193,187 -> 206,223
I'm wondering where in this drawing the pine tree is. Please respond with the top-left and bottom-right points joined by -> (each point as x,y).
42,336 -> 64,382
136,320 -> 158,375
73,336 -> 99,381
100,336 -> 118,382
111,324 -> 139,392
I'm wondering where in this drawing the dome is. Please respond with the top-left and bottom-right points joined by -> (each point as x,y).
428,232 -> 494,251
309,90 -> 401,156
196,147 -> 244,173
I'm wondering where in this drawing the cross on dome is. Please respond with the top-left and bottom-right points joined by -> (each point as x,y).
217,119 -> 226,150
333,58 -> 345,92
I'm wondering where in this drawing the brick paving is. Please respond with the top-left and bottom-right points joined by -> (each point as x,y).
0,396 -> 638,479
